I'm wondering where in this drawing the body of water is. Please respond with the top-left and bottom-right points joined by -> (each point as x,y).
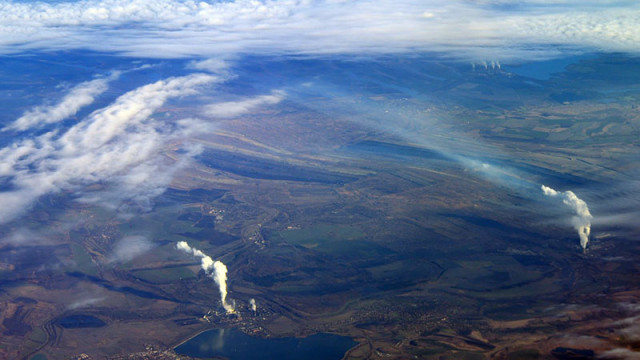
175,328 -> 357,360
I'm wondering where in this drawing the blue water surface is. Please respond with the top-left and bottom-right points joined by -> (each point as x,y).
175,328 -> 357,360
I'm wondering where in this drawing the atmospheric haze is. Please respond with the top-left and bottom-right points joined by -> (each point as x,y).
176,241 -> 235,314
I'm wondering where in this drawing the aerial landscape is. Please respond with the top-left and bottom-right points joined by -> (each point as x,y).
0,1 -> 639,359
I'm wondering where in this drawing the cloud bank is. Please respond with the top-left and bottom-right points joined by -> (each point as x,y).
0,0 -> 639,61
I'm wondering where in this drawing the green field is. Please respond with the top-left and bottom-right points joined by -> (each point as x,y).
131,266 -> 196,284
69,244 -> 99,277
278,224 -> 390,258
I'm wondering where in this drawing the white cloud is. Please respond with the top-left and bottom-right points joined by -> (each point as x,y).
203,90 -> 285,118
188,58 -> 232,75
599,348 -> 640,360
67,296 -> 106,310
0,73 -> 218,223
0,0 -> 638,61
0,228 -> 49,245
5,72 -> 119,132
108,235 -> 154,263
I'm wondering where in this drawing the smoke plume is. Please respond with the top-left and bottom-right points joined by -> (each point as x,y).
249,298 -> 257,313
176,241 -> 234,314
541,185 -> 593,249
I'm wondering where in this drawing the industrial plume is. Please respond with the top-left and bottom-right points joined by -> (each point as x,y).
541,185 -> 593,249
176,241 -> 235,314
249,298 -> 257,313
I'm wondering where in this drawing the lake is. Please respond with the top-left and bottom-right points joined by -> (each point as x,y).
175,328 -> 357,360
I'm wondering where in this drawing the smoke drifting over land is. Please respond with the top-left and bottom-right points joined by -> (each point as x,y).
542,185 -> 593,249
176,241 -> 234,314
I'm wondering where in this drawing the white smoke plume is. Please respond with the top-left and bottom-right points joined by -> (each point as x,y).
249,298 -> 257,313
176,241 -> 234,314
542,185 -> 593,249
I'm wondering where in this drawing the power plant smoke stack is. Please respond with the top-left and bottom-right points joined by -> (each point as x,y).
176,241 -> 235,314
541,185 -> 593,249
249,298 -> 257,313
